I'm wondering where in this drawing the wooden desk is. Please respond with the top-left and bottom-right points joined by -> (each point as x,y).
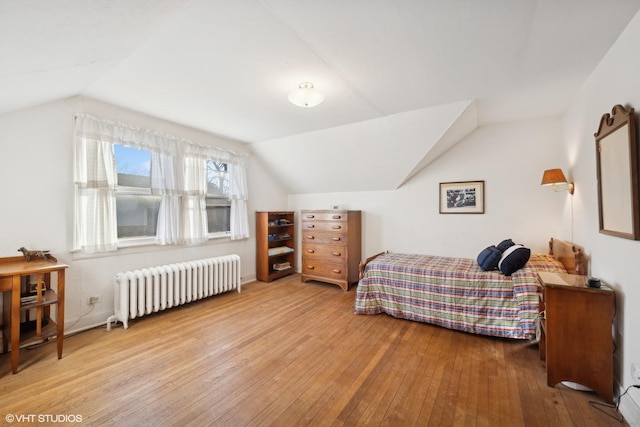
0,256 -> 68,373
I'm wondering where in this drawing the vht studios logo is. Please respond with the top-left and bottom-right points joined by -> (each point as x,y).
5,413 -> 83,423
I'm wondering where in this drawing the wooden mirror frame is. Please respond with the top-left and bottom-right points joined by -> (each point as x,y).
594,104 -> 640,240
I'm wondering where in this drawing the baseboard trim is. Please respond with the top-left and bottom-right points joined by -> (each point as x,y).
620,390 -> 640,426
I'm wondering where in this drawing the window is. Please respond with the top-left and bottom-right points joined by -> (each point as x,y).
114,145 -> 159,239
114,145 -> 161,239
74,114 -> 249,254
113,145 -> 231,239
206,160 -> 231,234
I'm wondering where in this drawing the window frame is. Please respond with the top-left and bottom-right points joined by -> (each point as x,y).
113,145 -> 232,245
205,160 -> 231,237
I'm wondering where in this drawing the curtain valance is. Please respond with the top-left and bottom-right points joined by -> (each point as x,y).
74,114 -> 247,167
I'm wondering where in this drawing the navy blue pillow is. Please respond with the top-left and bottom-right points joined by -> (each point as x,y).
498,244 -> 531,276
496,239 -> 515,252
477,245 -> 502,271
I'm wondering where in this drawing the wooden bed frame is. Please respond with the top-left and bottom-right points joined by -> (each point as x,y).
548,237 -> 587,275
359,238 -> 586,280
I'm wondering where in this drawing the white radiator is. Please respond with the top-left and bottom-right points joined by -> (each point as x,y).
106,255 -> 241,330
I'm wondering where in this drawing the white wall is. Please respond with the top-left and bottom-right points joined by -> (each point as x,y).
563,11 -> 640,423
0,96 -> 288,332
289,116 -> 569,264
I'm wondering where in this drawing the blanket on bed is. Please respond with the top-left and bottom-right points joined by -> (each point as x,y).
354,253 -> 567,339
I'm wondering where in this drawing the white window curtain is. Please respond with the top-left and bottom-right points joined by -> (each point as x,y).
74,114 -> 249,252
73,117 -> 118,253
151,151 -> 184,245
229,162 -> 250,240
182,156 -> 209,245
171,125 -> 250,241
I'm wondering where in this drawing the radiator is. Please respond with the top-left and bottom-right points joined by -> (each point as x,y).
106,255 -> 241,330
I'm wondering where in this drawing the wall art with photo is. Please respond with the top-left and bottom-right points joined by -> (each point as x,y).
439,180 -> 484,214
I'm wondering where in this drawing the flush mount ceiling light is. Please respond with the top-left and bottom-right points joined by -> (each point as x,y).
288,82 -> 325,108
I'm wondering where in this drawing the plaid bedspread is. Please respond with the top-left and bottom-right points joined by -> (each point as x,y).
354,253 -> 567,339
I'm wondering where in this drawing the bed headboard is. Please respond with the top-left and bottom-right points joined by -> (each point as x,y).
549,238 -> 587,275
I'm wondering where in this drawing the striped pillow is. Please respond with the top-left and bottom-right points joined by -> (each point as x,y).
498,244 -> 530,276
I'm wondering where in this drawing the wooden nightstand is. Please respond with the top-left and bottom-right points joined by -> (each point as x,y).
537,272 -> 614,403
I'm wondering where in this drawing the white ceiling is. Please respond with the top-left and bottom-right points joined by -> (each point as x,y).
2,1 -> 640,192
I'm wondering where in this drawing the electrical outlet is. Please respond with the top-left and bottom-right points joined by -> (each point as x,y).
632,363 -> 640,384
88,295 -> 101,305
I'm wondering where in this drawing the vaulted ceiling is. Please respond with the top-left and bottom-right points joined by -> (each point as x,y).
2,1 -> 639,192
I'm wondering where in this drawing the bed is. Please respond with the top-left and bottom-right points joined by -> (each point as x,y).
354,238 -> 586,339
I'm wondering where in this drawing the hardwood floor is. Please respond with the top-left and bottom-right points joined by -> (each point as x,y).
0,274 -> 626,426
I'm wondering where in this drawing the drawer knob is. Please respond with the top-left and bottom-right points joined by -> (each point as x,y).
306,214 -> 315,218
307,265 -> 314,270
307,249 -> 315,253
307,235 -> 314,239
332,225 -> 342,229
332,269 -> 341,273
332,215 -> 341,219
307,224 -> 315,228
332,237 -> 341,241
332,252 -> 341,256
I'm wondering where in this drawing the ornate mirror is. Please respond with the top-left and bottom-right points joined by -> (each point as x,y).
594,104 -> 640,240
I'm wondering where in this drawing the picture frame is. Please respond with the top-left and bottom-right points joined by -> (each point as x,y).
594,104 -> 640,240
439,180 -> 485,214
29,281 -> 43,294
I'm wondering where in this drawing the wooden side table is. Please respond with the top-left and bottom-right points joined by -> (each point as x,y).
0,256 -> 68,373
537,271 -> 614,403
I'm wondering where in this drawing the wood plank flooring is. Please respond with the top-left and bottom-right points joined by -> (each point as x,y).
0,274 -> 627,426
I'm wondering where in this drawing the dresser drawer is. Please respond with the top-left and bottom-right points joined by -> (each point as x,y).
300,210 -> 361,291
302,243 -> 347,263
302,261 -> 348,281
302,231 -> 346,245
301,212 -> 347,221
302,221 -> 347,232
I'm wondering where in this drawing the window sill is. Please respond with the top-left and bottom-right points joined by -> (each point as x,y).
72,232 -> 233,260
116,237 -> 155,249
116,232 -> 231,248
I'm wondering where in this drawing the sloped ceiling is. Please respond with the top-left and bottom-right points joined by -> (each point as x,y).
0,0 -> 191,115
252,100 -> 477,193
2,1 -> 640,192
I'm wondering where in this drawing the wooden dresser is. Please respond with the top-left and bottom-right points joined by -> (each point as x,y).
300,210 -> 361,291
537,271 -> 614,403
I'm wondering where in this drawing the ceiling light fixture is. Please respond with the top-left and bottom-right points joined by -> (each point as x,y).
288,82 -> 325,108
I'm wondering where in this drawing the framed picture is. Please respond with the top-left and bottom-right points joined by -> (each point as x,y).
29,281 -> 42,294
439,180 -> 484,214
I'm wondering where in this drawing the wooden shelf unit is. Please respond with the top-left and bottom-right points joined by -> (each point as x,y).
0,256 -> 67,373
256,211 -> 295,282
